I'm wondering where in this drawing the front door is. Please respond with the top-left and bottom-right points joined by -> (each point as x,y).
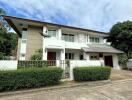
104,56 -> 113,67
47,52 -> 56,60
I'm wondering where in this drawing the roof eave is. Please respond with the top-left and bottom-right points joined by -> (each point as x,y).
2,15 -> 109,36
3,16 -> 22,37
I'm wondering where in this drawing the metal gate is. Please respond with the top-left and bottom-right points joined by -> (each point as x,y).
60,60 -> 70,79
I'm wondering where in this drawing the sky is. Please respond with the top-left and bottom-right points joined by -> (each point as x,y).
0,0 -> 132,32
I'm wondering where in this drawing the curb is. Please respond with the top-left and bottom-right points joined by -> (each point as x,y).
0,80 -> 110,97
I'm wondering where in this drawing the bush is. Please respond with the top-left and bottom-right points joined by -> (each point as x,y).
30,49 -> 42,60
0,67 -> 63,91
73,67 -> 111,81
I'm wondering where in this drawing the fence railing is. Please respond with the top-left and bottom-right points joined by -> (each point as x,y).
18,60 -> 70,79
18,60 -> 56,68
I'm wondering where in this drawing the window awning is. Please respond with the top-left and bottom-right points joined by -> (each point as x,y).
82,44 -> 124,54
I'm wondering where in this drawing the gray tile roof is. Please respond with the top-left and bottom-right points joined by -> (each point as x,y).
82,44 -> 123,53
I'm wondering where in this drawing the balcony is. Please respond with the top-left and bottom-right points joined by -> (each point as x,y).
44,37 -> 65,49
44,37 -> 87,49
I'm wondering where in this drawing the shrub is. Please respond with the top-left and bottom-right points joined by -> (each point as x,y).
0,67 -> 63,91
73,67 -> 111,81
30,49 -> 42,60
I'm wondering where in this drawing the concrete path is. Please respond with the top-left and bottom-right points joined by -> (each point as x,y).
1,79 -> 132,100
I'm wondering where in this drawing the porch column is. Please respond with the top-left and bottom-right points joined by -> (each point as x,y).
42,26 -> 47,60
58,28 -> 62,40
113,54 -> 120,70
61,49 -> 65,60
83,52 -> 90,60
60,49 -> 65,69
99,57 -> 105,66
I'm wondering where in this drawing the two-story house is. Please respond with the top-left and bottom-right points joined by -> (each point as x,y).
3,15 -> 123,69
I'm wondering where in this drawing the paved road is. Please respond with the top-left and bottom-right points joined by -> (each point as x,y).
1,80 -> 132,100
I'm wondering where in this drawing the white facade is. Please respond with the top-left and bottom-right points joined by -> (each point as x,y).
41,26 -> 120,70
17,25 -> 120,70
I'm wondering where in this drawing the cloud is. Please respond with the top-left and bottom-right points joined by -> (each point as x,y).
0,0 -> 132,32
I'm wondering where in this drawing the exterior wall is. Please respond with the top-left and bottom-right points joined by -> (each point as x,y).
65,49 -> 81,60
112,54 -> 120,69
127,59 -> 132,69
78,34 -> 86,43
26,26 -> 43,60
17,37 -> 21,60
103,53 -> 120,70
17,25 -> 109,61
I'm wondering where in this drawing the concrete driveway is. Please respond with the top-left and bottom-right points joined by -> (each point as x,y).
1,79 -> 132,100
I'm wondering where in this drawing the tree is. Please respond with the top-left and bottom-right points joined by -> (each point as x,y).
107,21 -> 132,69
0,8 -> 17,59
107,21 -> 132,58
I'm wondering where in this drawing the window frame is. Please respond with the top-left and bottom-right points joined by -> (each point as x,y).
89,36 -> 100,43
65,53 -> 74,60
62,33 -> 74,42
47,29 -> 57,37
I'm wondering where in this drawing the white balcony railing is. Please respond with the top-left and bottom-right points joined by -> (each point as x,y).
44,37 -> 87,49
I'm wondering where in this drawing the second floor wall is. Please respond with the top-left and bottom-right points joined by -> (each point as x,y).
44,26 -> 107,45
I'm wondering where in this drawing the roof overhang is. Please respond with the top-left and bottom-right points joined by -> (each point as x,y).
2,15 -> 109,37
82,44 -> 124,54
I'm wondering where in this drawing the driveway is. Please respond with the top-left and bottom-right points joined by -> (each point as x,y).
1,79 -> 132,100
111,69 -> 132,81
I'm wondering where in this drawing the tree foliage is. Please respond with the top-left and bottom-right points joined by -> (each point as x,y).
107,21 -> 132,58
0,8 -> 17,59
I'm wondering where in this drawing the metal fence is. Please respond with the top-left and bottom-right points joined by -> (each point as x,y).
18,60 -> 70,79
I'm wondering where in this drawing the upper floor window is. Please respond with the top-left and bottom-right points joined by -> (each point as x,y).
90,36 -> 100,43
22,30 -> 27,39
62,34 -> 74,42
47,29 -> 56,37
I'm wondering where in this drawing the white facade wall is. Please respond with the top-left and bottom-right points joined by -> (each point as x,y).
19,31 -> 27,60
112,54 -> 120,70
78,34 -> 86,43
43,26 -> 48,60
42,26 -> 120,70
0,60 -> 17,70
127,59 -> 132,69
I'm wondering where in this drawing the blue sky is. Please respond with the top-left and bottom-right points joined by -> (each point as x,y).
0,0 -> 132,32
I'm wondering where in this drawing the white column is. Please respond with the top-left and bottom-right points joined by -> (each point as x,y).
42,26 -> 47,60
99,57 -> 105,66
87,35 -> 90,44
61,49 -> 65,60
19,31 -> 27,60
58,28 -> 62,40
60,49 -> 65,69
113,54 -> 120,70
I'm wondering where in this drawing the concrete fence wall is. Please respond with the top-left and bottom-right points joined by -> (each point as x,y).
69,60 -> 102,80
127,59 -> 132,69
0,60 -> 17,70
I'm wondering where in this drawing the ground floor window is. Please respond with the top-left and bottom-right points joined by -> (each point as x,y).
90,54 -> 99,60
65,53 -> 74,60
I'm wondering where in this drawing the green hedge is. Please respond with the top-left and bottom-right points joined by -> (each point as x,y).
0,67 -> 63,91
73,67 -> 111,81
